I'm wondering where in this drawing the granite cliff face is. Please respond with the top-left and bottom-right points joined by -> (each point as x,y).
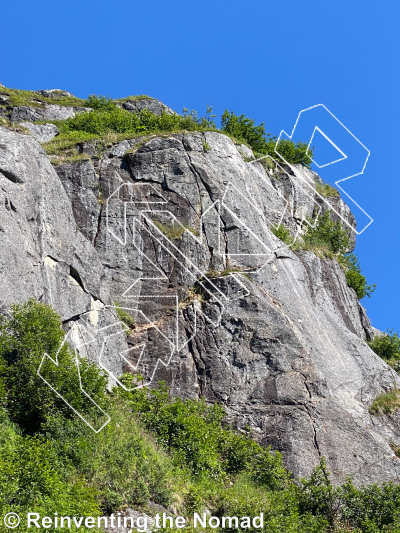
1,98 -> 400,486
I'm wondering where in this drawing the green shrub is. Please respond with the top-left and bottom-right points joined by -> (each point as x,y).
368,329 -> 400,368
221,110 -> 313,167
84,94 -> 117,111
0,420 -> 100,532
271,223 -> 292,245
342,253 -> 376,299
117,379 -> 289,489
1,299 -> 399,532
303,211 -> 349,255
221,110 -> 270,154
269,138 -> 312,168
42,401 -> 176,514
0,298 -> 107,433
55,105 -> 216,138
114,302 -> 136,331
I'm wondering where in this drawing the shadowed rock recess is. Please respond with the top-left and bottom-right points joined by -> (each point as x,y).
1,119 -> 400,488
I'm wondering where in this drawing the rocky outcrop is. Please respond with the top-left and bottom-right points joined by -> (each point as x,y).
1,122 -> 400,486
0,127 -> 129,383
10,104 -> 86,123
20,122 -> 59,143
122,97 -> 174,116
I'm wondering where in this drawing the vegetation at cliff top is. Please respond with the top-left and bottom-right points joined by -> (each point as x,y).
0,89 -> 316,166
221,110 -> 313,168
0,298 -> 399,531
272,211 -> 376,300
0,86 -> 85,108
32,94 -> 310,166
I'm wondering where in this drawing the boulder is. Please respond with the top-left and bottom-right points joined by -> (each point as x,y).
122,97 -> 174,116
11,104 -> 82,123
20,121 -> 59,143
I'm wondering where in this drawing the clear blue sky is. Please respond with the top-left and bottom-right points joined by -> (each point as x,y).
2,0 -> 398,332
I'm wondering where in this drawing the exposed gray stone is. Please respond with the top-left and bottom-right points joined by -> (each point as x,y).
237,143 -> 254,159
20,121 -> 59,143
103,509 -> 155,533
122,97 -> 174,116
10,104 -> 86,123
34,89 -> 75,98
54,159 -> 101,243
0,126 -> 128,380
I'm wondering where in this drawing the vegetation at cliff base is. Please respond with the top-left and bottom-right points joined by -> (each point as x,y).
0,299 -> 399,531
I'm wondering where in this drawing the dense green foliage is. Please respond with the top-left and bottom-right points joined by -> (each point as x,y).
368,330 -> 400,370
303,211 -> 349,255
35,94 -> 311,166
55,103 -> 216,137
0,299 -> 107,434
342,254 -> 376,299
0,299 -> 398,531
221,110 -> 313,168
271,212 -> 375,300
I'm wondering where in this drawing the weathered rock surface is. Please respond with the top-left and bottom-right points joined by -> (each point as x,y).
1,124 -> 400,486
122,97 -> 174,115
0,127 -> 128,381
20,121 -> 59,143
34,89 -> 75,98
10,104 -> 86,123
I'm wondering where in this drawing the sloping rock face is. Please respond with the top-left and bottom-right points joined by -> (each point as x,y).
2,124 -> 400,486
0,127 -> 129,381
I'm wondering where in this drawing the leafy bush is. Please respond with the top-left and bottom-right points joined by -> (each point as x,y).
342,253 -> 376,299
55,104 -> 216,138
0,420 -> 100,532
297,458 -> 400,531
221,110 -> 312,167
303,211 -> 349,255
117,379 -> 288,488
368,329 -> 400,368
42,403 -> 175,514
221,110 -> 271,154
0,298 -> 107,433
271,223 -> 292,245
84,94 -> 117,111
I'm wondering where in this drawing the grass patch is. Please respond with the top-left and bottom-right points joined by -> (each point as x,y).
115,94 -> 154,103
202,139 -> 211,152
369,389 -> 400,415
315,182 -> 340,198
50,154 -> 92,166
114,302 -> 136,333
0,86 -> 85,108
271,224 -> 292,245
152,219 -> 199,240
